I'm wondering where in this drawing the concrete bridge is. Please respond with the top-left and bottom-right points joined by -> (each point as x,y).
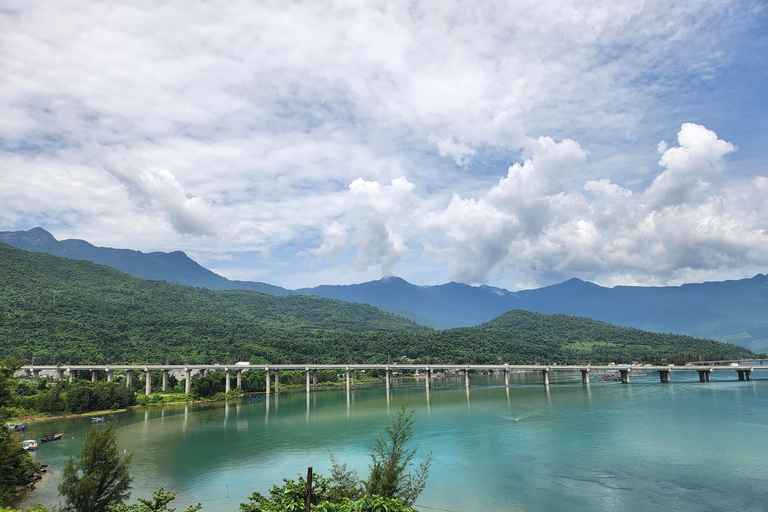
18,363 -> 768,394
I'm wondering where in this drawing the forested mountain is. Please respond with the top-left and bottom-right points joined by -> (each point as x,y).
299,276 -> 768,352
0,243 -> 752,365
4,228 -> 767,352
0,227 -> 291,295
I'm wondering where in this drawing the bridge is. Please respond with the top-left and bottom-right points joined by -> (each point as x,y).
18,362 -> 768,394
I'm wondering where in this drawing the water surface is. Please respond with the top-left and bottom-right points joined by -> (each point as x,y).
18,371 -> 768,512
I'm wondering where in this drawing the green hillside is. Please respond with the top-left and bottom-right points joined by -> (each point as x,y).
0,244 -> 753,365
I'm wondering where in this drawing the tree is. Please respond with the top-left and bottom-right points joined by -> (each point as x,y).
0,356 -> 26,415
60,425 -> 133,512
108,488 -> 200,512
365,404 -> 431,506
0,426 -> 37,506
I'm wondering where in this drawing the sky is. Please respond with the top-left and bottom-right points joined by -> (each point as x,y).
1,0 -> 767,291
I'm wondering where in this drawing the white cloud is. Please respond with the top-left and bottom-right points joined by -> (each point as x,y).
428,135 -> 477,166
318,123 -> 768,287
312,177 -> 417,275
309,221 -> 348,261
100,147 -> 217,237
643,123 -> 735,209
1,1 -> 766,288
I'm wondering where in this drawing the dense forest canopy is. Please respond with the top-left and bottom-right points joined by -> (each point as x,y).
0,244 -> 753,365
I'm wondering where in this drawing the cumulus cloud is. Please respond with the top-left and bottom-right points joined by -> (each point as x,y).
428,135 -> 477,166
643,123 -> 735,210
309,221 -> 348,261
100,147 -> 216,237
312,177 -> 417,274
318,123 -> 768,286
1,1 -> 765,288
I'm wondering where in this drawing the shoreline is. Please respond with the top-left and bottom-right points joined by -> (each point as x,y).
5,379 -> 388,425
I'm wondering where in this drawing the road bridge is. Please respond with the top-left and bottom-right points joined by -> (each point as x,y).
18,362 -> 768,394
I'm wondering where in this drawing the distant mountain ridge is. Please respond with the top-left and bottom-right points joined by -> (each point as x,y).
0,227 -> 290,295
0,243 -> 752,365
3,227 -> 767,352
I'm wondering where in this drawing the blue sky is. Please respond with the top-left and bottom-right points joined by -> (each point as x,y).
1,0 -> 767,290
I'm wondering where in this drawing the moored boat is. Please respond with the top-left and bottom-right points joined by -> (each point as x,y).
23,439 -> 38,450
8,423 -> 27,431
40,431 -> 64,443
91,416 -> 105,422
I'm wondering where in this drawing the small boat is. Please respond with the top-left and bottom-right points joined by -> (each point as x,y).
8,423 -> 27,431
40,431 -> 64,443
23,439 -> 38,451
91,416 -> 105,422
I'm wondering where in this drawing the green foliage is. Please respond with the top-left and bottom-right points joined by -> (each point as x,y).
0,243 -> 754,366
0,507 -> 50,512
314,496 -> 419,512
0,426 -> 37,506
60,425 -> 133,512
108,488 -> 200,512
240,473 -> 334,512
135,393 -> 191,405
239,410 -> 428,511
365,405 -> 430,506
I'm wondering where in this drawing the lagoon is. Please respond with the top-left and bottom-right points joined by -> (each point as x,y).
18,372 -> 768,512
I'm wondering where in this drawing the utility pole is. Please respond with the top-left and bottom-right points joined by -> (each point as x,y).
304,467 -> 313,512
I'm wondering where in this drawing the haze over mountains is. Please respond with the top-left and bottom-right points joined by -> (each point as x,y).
2,227 -> 767,352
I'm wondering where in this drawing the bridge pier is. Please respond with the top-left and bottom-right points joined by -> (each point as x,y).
32,369 -> 40,379
619,369 -> 629,384
736,369 -> 752,381
145,368 -> 151,394
659,370 -> 670,383
225,369 -> 231,393
698,369 -> 712,382
465,368 -> 470,388
265,367 -> 271,395
275,370 -> 280,393
581,369 -> 590,385
504,365 -> 510,388
425,367 -> 431,390
351,370 -> 356,390
199,369 -> 206,378
385,366 -> 391,391
312,370 -> 318,391
126,370 -> 134,388
345,367 -> 350,392
161,370 -> 168,391
184,368 -> 191,394
91,370 -> 97,382
542,368 -> 550,386
68,368 -> 75,382
57,369 -> 65,380
237,369 -> 242,389
107,370 -> 114,382
305,367 -> 311,393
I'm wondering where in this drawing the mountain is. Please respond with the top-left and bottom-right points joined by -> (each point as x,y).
297,277 -> 515,328
0,227 -> 291,295
0,243 -> 751,365
3,227 -> 768,352
299,276 -> 768,352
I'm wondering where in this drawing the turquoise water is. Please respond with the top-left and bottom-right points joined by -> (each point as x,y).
17,372 -> 768,512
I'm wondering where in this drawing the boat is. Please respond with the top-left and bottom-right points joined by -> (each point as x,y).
8,423 -> 27,431
91,416 -> 105,422
22,439 -> 38,451
40,431 -> 64,443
